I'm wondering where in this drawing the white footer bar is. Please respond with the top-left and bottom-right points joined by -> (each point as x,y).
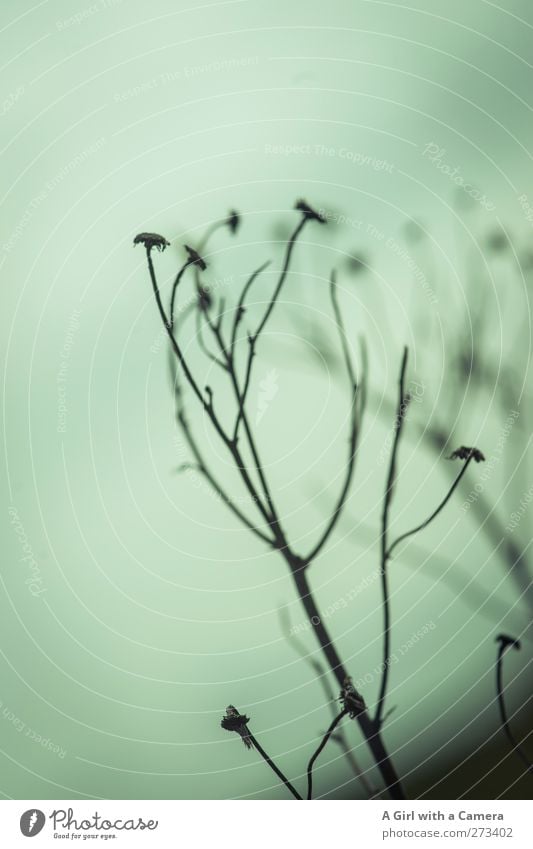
0,800 -> 529,847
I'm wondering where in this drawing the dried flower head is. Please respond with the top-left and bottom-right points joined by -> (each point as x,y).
295,199 -> 326,224
448,446 -> 485,463
185,245 -> 207,270
339,676 -> 366,717
133,233 -> 170,253
227,209 -> 240,234
496,634 -> 521,652
221,705 -> 253,749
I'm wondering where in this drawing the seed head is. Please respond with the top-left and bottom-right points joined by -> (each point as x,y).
295,199 -> 326,224
185,245 -> 207,270
339,676 -> 366,717
448,446 -> 485,463
133,233 -> 170,253
227,210 -> 240,234
496,633 -> 521,652
221,705 -> 253,749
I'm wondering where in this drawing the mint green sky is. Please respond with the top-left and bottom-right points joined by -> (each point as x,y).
1,0 -> 532,800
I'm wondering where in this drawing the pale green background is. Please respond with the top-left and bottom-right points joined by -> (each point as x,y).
1,0 -> 532,800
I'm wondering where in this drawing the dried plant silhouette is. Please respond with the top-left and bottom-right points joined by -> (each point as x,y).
135,201 -> 490,800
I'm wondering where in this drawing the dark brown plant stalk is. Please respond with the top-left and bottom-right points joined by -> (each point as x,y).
278,606 -> 377,797
374,352 -> 483,729
307,708 -> 348,799
136,202 -> 406,799
374,347 -> 410,730
495,635 -> 533,776
221,706 -> 303,799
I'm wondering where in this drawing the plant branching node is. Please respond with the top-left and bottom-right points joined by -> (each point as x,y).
340,675 -> 366,716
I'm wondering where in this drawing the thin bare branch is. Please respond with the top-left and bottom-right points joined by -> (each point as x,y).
305,274 -> 366,563
253,217 -> 307,342
307,709 -> 348,799
195,305 -> 228,372
167,354 -> 274,545
374,346 -> 410,729
221,706 -> 302,800
278,607 -> 377,797
230,261 -> 272,356
387,456 -> 475,559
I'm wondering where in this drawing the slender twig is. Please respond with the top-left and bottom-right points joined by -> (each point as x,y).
248,730 -> 303,799
374,347 -> 410,729
221,706 -> 302,799
230,261 -> 272,356
146,250 -> 219,425
278,607 -> 377,797
495,635 -> 533,775
365,386 -> 533,616
169,259 -> 194,331
307,709 -> 348,799
170,211 -> 237,326
306,273 -> 366,562
156,253 -> 276,530
194,305 -> 227,372
167,349 -> 275,545
387,457 -> 473,559
253,218 -> 306,341
291,565 -> 405,798
201,250 -> 306,534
